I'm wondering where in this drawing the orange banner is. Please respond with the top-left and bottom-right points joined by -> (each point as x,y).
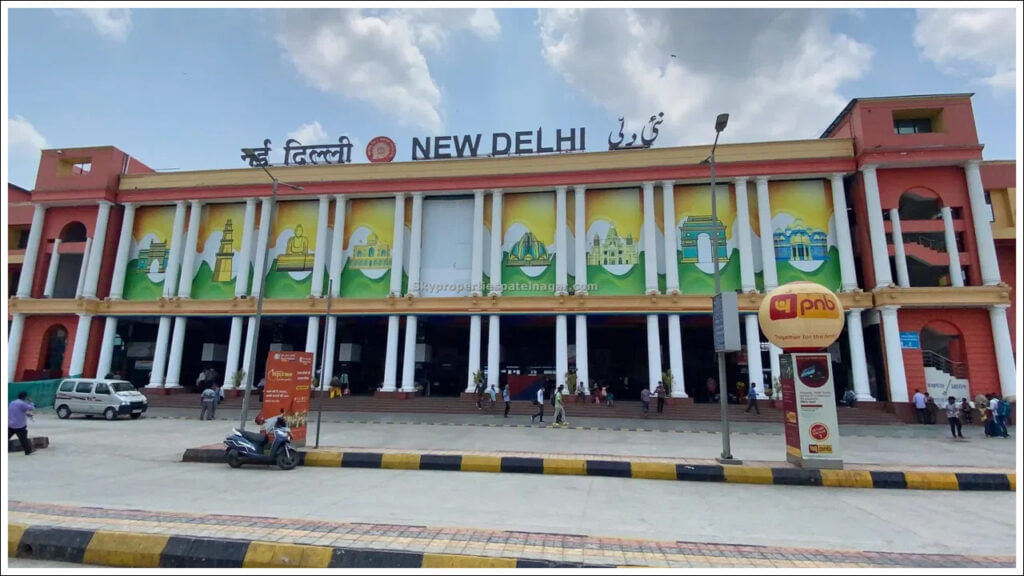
261,351 -> 313,446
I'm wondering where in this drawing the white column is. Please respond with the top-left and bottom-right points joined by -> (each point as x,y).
322,316 -> 338,389
489,190 -> 503,295
109,203 -> 136,299
69,314 -> 93,377
82,202 -> 112,299
941,207 -> 964,287
487,315 -> 500,390
16,204 -> 47,298
471,190 -> 485,295
177,201 -> 202,297
574,185 -> 587,293
235,199 -> 257,297
390,193 -> 406,296
250,197 -> 273,296
830,174 -> 858,291
756,177 -> 778,291
96,317 -> 118,378
556,314 -> 568,390
408,192 -> 424,296
646,314 -> 662,392
148,316 -> 172,387
382,315 -> 400,391
889,209 -> 909,288
744,314 -> 764,394
964,160 -> 1001,285
862,166 -> 893,288
163,201 -> 188,298
734,178 -> 756,292
164,317 -> 187,388
467,315 -> 482,392
769,344 -> 782,396
667,315 -> 686,397
401,315 -> 419,392
989,305 -> 1016,397
642,182 -> 659,294
662,181 -> 680,294
43,239 -> 62,297
311,196 -> 330,297
328,195 -> 347,297
846,309 -> 874,401
74,238 -> 92,298
880,306 -> 908,402
223,316 -> 244,389
8,314 -> 25,381
555,186 -> 568,294
575,315 -> 590,395
305,317 -> 320,376
240,317 -> 258,387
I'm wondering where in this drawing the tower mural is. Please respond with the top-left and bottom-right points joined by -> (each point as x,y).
212,219 -> 235,282
192,203 -> 246,300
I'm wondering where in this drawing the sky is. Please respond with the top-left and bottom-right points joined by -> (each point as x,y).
5,5 -> 1020,190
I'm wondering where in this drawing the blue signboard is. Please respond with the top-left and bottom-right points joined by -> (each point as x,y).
900,332 -> 921,350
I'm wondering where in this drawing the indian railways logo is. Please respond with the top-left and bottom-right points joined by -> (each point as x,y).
366,136 -> 397,163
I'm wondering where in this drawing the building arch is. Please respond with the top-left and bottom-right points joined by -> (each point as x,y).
920,318 -> 968,395
40,323 -> 69,374
898,187 -> 943,221
59,221 -> 88,242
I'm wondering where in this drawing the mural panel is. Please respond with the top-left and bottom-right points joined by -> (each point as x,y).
501,192 -> 555,296
673,184 -> 741,293
191,203 -> 246,300
340,198 -> 395,298
123,205 -> 175,300
265,200 -> 319,299
768,180 -> 840,291
585,188 -> 644,295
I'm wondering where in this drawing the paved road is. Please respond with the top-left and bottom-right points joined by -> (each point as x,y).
7,558 -> 85,569
6,413 -> 1018,558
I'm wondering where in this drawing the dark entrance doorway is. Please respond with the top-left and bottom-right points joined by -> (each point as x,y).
586,315 -> 647,400
416,315 -> 470,397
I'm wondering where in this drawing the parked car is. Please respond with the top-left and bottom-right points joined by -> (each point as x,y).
54,378 -> 148,421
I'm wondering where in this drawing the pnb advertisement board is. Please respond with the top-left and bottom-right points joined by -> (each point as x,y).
781,352 -> 843,469
262,351 -> 313,447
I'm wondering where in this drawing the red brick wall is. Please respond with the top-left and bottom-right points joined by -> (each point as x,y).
898,308 -> 999,400
849,173 -> 877,289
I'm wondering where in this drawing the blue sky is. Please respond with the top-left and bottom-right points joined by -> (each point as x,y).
5,7 -> 1019,189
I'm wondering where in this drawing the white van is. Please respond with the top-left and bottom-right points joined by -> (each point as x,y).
54,379 -> 149,420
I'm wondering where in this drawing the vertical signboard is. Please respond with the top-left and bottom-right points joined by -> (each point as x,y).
262,351 -> 313,447
781,352 -> 842,469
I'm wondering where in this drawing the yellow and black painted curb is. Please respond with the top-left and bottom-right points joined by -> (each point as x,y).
7,522 -> 603,569
182,448 -> 1016,492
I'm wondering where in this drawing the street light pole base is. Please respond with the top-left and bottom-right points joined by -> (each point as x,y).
716,456 -> 744,465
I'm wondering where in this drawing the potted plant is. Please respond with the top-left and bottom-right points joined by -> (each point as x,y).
232,370 -> 246,389
565,370 -> 578,399
661,370 -> 674,401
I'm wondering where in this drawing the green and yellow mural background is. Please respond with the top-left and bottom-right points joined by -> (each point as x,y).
586,188 -> 644,295
768,179 -> 840,290
340,198 -> 395,298
673,184 -> 741,294
122,205 -> 176,300
265,200 -> 319,299
502,191 -> 556,296
191,203 -> 247,300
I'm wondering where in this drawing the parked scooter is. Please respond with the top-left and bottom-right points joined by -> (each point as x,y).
224,415 -> 298,470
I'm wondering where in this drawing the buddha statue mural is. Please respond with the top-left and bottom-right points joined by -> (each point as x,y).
277,223 -> 315,271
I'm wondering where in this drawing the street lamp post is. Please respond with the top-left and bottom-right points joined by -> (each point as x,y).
707,113 -> 741,464
237,149 -> 304,432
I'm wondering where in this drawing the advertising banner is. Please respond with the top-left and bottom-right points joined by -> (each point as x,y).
341,198 -> 396,298
261,351 -> 314,447
123,205 -> 176,300
768,180 -> 840,291
781,352 -> 843,469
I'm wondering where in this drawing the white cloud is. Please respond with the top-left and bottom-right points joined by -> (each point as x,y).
914,9 -> 1016,92
277,9 -> 501,133
75,8 -> 132,41
536,9 -> 873,145
9,116 -> 48,156
287,121 -> 328,145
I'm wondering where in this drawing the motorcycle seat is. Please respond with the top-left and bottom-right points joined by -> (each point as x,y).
240,430 -> 266,446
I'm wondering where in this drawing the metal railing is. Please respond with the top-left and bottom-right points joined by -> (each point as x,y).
903,233 -> 947,253
922,349 -> 967,379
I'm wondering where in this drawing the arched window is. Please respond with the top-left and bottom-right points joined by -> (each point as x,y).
42,325 -> 68,372
59,222 -> 88,242
898,189 -> 943,221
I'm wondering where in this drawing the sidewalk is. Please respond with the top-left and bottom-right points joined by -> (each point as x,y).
8,501 -> 1015,568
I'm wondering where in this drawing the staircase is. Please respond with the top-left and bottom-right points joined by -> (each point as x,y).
889,239 -> 958,267
143,392 -> 905,425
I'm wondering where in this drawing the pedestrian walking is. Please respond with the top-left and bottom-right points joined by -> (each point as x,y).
531,386 -> 545,423
943,395 -> 963,439
503,384 -> 511,418
475,380 -> 486,410
200,385 -> 218,420
992,394 -> 1010,438
640,387 -> 651,417
912,389 -> 927,424
745,383 -> 761,415
655,382 -> 666,414
959,398 -> 973,424
487,385 -> 497,411
553,385 -> 567,427
925,393 -> 938,424
8,392 -> 36,456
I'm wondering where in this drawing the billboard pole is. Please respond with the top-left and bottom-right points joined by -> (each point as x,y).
315,280 -> 333,449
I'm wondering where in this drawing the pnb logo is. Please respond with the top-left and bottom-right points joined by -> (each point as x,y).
769,293 -> 839,320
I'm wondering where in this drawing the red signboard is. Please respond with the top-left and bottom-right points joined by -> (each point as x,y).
261,351 -> 314,446
366,136 -> 397,163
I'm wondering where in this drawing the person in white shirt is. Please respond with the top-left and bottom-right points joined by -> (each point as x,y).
532,386 -> 545,423
912,389 -> 927,424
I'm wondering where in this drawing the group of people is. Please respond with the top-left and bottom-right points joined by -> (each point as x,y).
639,382 -> 670,416
912,389 -> 1012,439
